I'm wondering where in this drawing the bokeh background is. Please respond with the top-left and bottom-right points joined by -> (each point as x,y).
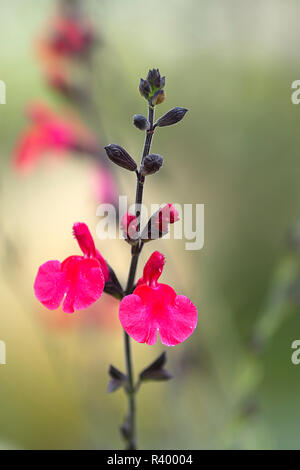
1,0 -> 300,449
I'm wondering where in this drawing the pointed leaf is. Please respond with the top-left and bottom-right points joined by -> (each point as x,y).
139,352 -> 173,382
107,365 -> 127,393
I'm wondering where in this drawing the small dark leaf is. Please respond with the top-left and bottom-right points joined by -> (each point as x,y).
109,365 -> 126,380
155,107 -> 188,127
139,352 -> 173,382
107,365 -> 127,393
104,144 -> 137,171
108,378 -> 123,393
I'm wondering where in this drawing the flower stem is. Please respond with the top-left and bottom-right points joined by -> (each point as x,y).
122,104 -> 155,450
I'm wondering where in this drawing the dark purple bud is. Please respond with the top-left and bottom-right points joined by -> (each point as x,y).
139,69 -> 165,103
139,78 -> 151,99
133,114 -> 150,131
141,153 -> 163,176
104,144 -> 137,171
107,365 -> 127,393
155,107 -> 188,127
147,69 -> 165,89
139,352 -> 173,382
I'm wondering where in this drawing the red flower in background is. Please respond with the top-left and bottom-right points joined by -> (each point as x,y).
41,16 -> 96,58
14,102 -> 98,171
36,14 -> 97,95
119,251 -> 197,346
34,222 -> 109,313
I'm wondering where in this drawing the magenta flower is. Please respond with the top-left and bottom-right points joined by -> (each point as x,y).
119,251 -> 198,346
153,203 -> 180,235
34,222 -> 109,313
156,204 -> 180,230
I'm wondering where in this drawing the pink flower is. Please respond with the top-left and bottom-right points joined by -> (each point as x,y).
14,102 -> 98,171
34,222 -> 109,313
155,204 -> 180,233
120,212 -> 138,240
142,203 -> 180,241
119,251 -> 197,346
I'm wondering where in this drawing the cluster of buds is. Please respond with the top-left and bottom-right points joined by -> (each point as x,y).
120,204 -> 179,245
139,69 -> 166,106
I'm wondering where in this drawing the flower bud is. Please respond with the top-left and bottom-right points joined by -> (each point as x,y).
155,107 -> 188,127
139,68 -> 166,105
141,204 -> 180,241
147,69 -> 165,89
133,114 -> 149,131
139,78 -> 151,99
153,89 -> 166,105
141,154 -> 163,176
104,144 -> 137,171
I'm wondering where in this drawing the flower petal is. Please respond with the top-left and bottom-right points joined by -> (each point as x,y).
62,256 -> 104,313
119,284 -> 197,347
72,222 -> 96,257
34,260 -> 67,310
119,294 -> 158,345
158,294 -> 198,346
137,251 -> 165,287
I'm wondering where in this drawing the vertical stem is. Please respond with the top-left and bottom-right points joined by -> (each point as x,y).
122,104 -> 155,450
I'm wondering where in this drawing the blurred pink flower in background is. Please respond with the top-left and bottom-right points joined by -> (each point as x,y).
91,164 -> 119,207
14,102 -> 99,172
38,15 -> 97,59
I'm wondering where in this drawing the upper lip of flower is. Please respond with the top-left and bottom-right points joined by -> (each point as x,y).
137,251 -> 165,288
72,222 -> 97,258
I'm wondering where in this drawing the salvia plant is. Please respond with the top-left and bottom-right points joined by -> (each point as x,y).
33,68 -> 198,449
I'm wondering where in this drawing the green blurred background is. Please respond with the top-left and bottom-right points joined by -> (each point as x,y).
1,0 -> 300,449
